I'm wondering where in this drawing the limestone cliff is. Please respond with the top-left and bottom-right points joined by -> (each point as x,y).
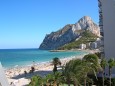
39,16 -> 100,50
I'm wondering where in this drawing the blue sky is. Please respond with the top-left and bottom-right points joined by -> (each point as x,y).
0,0 -> 99,49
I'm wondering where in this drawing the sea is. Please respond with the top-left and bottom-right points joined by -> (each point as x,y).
0,49 -> 88,68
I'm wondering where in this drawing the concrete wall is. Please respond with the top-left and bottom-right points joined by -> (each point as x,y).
0,62 -> 9,86
101,0 -> 115,59
101,0 -> 115,75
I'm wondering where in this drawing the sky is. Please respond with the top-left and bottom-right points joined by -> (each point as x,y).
0,0 -> 99,49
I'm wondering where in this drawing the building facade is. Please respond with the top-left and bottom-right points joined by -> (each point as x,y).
98,0 -> 115,74
79,43 -> 86,50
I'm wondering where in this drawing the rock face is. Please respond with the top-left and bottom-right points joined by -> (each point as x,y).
39,16 -> 100,50
74,16 -> 100,36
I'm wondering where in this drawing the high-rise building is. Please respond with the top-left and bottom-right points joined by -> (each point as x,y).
98,0 -> 115,74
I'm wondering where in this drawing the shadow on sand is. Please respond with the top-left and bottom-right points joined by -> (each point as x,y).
11,70 -> 53,79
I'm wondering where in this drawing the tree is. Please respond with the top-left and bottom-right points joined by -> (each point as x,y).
46,73 -> 56,86
63,59 -> 83,86
44,72 -> 62,86
28,75 -> 43,86
53,72 -> 63,86
63,54 -> 101,86
43,74 -> 53,86
83,54 -> 101,86
100,57 -> 107,86
63,60 -> 72,86
70,59 -> 84,86
52,57 -> 61,73
108,58 -> 115,86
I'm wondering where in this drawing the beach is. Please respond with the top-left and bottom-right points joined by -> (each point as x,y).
5,49 -> 99,86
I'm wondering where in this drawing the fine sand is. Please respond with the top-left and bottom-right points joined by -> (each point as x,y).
5,49 -> 99,86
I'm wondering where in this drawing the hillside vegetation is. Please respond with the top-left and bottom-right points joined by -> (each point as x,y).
58,30 -> 98,50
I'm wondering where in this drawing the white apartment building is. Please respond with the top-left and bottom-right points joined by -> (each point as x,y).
98,0 -> 115,74
79,43 -> 86,50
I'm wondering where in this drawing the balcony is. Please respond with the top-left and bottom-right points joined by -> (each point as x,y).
98,2 -> 102,7
99,25 -> 103,29
100,32 -> 104,36
101,40 -> 104,46
100,47 -> 104,51
100,36 -> 104,40
100,51 -> 105,55
100,28 -> 103,32
99,20 -> 103,23
99,19 -> 103,23
99,22 -> 103,27
99,9 -> 102,13
99,25 -> 103,27
99,13 -> 103,18
101,53 -> 105,58
98,0 -> 101,3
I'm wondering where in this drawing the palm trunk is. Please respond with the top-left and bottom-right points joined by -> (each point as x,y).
46,83 -> 50,86
74,84 -> 77,86
73,81 -> 77,86
53,80 -> 57,86
57,83 -> 59,86
109,68 -> 112,86
102,70 -> 104,86
67,78 -> 71,86
84,74 -> 87,86
84,79 -> 86,86
53,65 -> 57,74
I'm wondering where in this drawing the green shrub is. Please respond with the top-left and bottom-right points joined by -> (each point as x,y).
58,30 -> 98,50
28,75 -> 43,86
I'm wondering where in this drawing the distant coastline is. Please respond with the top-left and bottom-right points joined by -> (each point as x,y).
49,50 -> 67,52
49,49 -> 100,53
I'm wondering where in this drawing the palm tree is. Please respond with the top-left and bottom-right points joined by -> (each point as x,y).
63,59 -> 84,86
108,58 -> 115,86
63,60 -> 72,86
83,54 -> 101,86
53,72 -> 62,86
63,54 -> 101,86
100,57 -> 107,86
45,72 -> 62,86
29,75 -> 43,86
83,54 -> 98,64
52,57 -> 61,73
71,59 -> 84,86
44,74 -> 53,86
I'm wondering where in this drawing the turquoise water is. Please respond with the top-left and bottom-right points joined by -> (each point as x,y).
0,49 -> 87,68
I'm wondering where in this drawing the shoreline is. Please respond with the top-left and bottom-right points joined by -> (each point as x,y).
49,48 -> 100,52
5,49 -> 99,69
5,49 -> 99,86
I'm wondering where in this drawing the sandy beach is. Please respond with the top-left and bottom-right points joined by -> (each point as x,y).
5,49 -> 99,86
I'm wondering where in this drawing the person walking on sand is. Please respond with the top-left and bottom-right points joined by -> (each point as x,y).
33,61 -> 35,67
10,82 -> 16,86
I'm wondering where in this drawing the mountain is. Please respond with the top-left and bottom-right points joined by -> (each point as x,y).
58,30 -> 98,50
39,16 -> 100,50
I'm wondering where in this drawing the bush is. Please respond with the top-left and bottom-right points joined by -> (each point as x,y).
28,75 -> 43,86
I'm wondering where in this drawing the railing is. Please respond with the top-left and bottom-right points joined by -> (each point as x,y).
0,62 -> 9,86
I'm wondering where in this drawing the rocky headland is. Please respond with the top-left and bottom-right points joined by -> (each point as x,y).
39,16 -> 100,50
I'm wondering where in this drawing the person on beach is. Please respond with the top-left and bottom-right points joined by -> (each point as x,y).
33,61 -> 35,67
24,70 -> 27,77
10,82 -> 15,86
29,66 -> 35,73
